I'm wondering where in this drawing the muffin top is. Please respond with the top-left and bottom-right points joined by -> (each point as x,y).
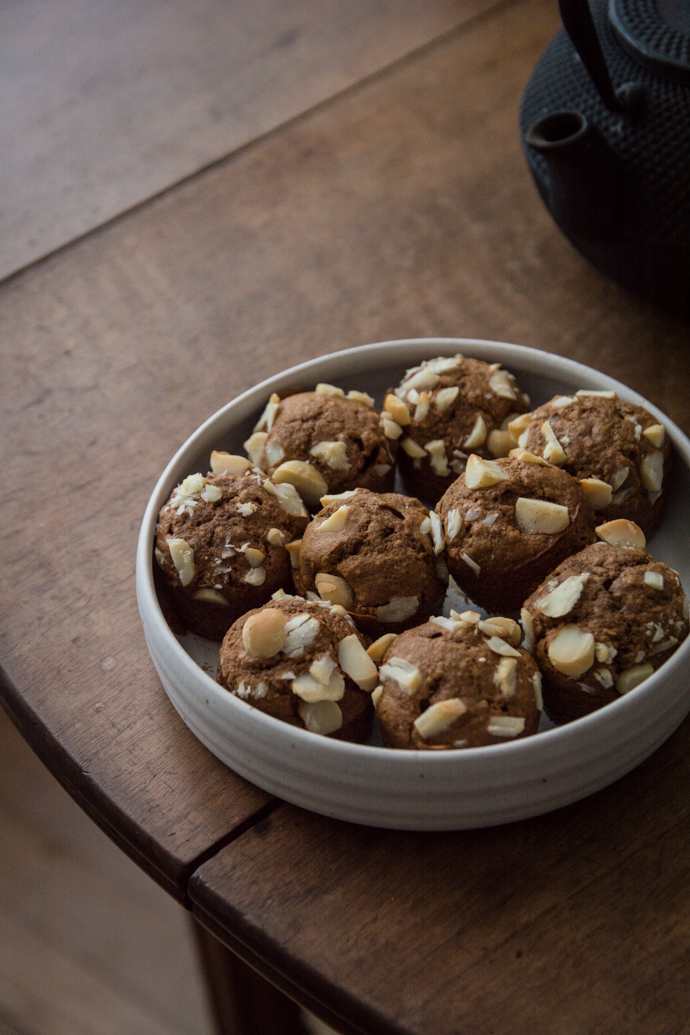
521,537 -> 689,722
245,384 -> 397,505
293,487 -> 448,633
155,453 -> 308,602
374,613 -> 542,749
517,391 -> 670,535
384,354 -> 530,502
217,593 -> 377,739
437,453 -> 597,613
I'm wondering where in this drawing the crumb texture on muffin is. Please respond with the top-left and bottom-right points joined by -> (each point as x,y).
521,541 -> 689,724
217,593 -> 376,740
293,487 -> 448,635
375,614 -> 542,749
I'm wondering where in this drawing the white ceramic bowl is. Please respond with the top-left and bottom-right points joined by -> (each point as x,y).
136,339 -> 690,829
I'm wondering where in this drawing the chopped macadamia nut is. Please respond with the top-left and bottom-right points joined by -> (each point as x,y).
273,461 -> 329,506
285,539 -> 302,568
167,538 -> 195,586
488,368 -> 518,400
254,393 -> 281,433
609,466 -> 629,492
547,625 -> 595,677
244,432 -> 268,468
493,657 -> 518,697
540,421 -> 567,465
616,662 -> 654,694
401,436 -> 427,458
379,657 -> 423,694
465,455 -> 508,489
487,429 -> 514,458
445,509 -> 462,541
508,412 -> 532,440
266,527 -> 286,547
521,608 -> 535,653
580,478 -> 613,509
383,394 -> 411,426
310,440 -> 351,471
242,608 -> 288,657
367,634 -> 397,662
644,571 -> 664,590
210,452 -> 254,477
642,424 -> 665,448
382,417 -> 404,440
337,634 -> 378,691
193,588 -> 229,606
596,519 -> 646,550
536,574 -> 590,617
347,390 -> 375,407
435,386 -> 459,411
461,553 -> 481,575
299,700 -> 343,734
515,497 -> 570,535
509,448 -> 548,466
265,442 -> 285,467
425,440 -> 450,477
315,573 -> 355,609
486,636 -> 521,658
464,414 -> 488,449
414,699 -> 467,738
317,506 -> 350,533
640,452 -> 664,492
487,716 -> 525,738
243,567 -> 266,586
376,596 -> 419,623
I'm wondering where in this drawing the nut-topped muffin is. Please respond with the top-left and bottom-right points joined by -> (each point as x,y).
292,487 -> 449,636
515,390 -> 671,535
155,452 -> 309,639
521,528 -> 689,725
217,593 -> 377,740
437,453 -> 597,614
244,383 -> 397,507
384,354 -> 530,504
373,612 -> 542,749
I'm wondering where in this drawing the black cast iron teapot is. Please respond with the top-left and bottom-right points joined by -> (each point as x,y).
520,0 -> 690,313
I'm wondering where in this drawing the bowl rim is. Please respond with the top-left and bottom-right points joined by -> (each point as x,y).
136,337 -> 690,768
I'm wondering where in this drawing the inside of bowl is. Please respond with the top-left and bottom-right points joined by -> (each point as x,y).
152,342 -> 690,747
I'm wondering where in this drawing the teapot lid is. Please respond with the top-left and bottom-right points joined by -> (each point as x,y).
610,0 -> 690,81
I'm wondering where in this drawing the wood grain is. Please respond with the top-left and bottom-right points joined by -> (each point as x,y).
1,0 -> 687,895
0,0 -> 496,281
1,0 -> 689,1025
190,717 -> 690,1035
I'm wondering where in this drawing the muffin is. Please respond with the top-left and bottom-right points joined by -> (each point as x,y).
292,487 -> 448,636
155,452 -> 309,639
374,612 -> 542,749
244,383 -> 397,507
217,593 -> 377,740
515,390 -> 671,535
521,528 -> 689,724
437,453 -> 597,614
384,354 -> 530,503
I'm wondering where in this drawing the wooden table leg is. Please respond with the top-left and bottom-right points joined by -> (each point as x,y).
191,916 -> 310,1035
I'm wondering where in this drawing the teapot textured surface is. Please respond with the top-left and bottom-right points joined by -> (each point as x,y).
520,0 -> 690,313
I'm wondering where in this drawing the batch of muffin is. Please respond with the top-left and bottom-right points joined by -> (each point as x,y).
154,353 -> 689,749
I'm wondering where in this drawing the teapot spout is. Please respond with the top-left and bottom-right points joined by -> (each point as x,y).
525,111 -> 620,240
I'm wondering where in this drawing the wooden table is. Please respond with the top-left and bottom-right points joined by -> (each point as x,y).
2,0 -> 689,1032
